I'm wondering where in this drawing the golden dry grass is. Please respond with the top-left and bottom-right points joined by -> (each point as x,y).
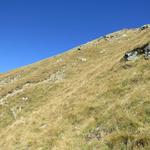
0,27 -> 150,150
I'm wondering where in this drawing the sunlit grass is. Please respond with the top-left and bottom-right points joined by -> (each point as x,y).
0,28 -> 150,149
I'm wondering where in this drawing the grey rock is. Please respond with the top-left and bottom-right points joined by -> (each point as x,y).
139,24 -> 150,31
22,97 -> 29,101
78,57 -> 87,62
144,44 -> 150,59
124,43 -> 150,61
124,51 -> 139,61
103,35 -> 114,41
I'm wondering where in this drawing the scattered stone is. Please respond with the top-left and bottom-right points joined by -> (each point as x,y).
22,97 -> 29,101
78,57 -> 87,62
122,34 -> 127,37
40,124 -> 48,129
102,30 -> 128,41
55,58 -> 63,63
100,49 -> 106,54
77,46 -> 82,51
103,35 -> 114,41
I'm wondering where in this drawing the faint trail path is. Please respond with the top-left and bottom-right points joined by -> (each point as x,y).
0,69 -> 65,105
0,49 -> 120,106
0,89 -> 24,105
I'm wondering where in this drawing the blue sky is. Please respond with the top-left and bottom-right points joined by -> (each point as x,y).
0,0 -> 150,72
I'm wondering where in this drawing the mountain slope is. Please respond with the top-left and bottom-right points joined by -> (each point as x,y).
0,26 -> 150,150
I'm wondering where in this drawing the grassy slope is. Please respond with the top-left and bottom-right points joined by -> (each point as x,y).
0,27 -> 150,150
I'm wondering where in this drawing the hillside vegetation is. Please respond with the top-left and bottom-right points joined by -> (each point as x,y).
0,26 -> 150,150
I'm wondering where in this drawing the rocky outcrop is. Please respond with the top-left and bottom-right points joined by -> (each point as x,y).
139,24 -> 150,31
144,43 -> 150,59
124,43 -> 150,61
124,51 -> 139,61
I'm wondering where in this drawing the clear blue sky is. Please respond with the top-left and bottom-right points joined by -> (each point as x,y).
0,0 -> 150,72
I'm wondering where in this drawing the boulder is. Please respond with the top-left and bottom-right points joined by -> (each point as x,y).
124,51 -> 139,61
139,24 -> 150,31
144,44 -> 150,59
